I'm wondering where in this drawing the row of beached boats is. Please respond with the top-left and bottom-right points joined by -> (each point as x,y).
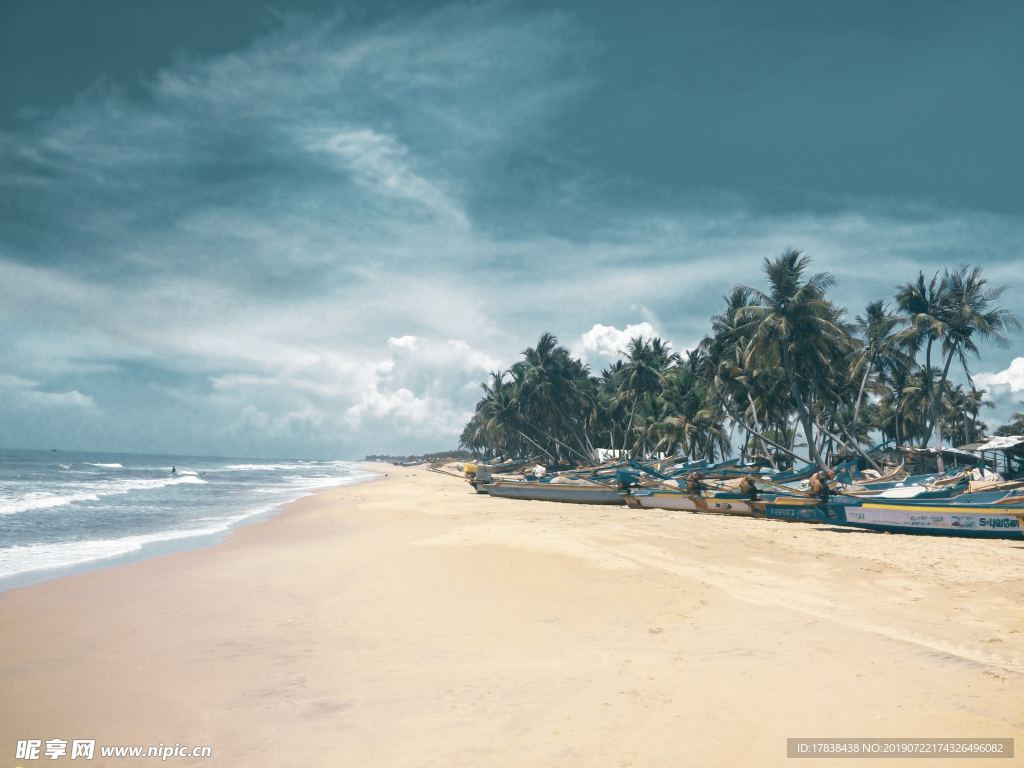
461,453 -> 1024,539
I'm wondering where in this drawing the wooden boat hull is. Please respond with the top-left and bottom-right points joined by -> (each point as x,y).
624,491 -> 757,515
840,501 -> 1023,539
625,491 -> 841,524
627,490 -> 1024,538
483,481 -> 625,505
626,493 -> 843,528
753,498 -> 848,525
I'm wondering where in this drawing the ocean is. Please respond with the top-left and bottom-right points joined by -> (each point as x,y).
0,448 -> 377,590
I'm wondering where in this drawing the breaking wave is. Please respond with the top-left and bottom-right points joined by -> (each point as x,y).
0,475 -> 207,515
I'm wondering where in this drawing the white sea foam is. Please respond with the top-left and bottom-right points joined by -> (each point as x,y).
0,522 -> 238,579
86,462 -> 123,468
0,479 -> 368,579
0,455 -> 375,584
281,473 -> 378,492
220,462 -> 303,471
250,472 -> 376,495
0,474 -> 207,515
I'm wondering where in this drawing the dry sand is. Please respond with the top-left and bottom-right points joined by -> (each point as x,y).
2,465 -> 1023,767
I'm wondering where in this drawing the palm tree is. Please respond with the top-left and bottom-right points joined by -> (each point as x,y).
595,361 -> 628,455
942,384 -> 992,446
994,402 -> 1024,437
474,370 -> 546,460
653,361 -> 730,460
460,259 -> 1021,469
893,368 -> 940,447
740,249 -> 852,467
695,287 -> 800,465
513,333 -> 594,462
850,300 -> 907,429
895,271 -> 947,445
617,336 -> 679,456
927,267 -> 1021,461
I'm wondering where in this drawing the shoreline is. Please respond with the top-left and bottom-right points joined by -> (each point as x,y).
0,462 -> 385,594
2,466 -> 1022,766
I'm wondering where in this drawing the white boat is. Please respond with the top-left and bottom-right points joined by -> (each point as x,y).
482,479 -> 625,505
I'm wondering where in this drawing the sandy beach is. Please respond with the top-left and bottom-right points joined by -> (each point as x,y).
2,464 -> 1023,766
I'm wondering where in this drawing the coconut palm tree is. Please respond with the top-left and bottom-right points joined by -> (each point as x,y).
740,250 -> 853,467
942,384 -> 992,446
653,360 -> 730,460
850,300 -> 908,429
617,336 -> 679,456
694,287 -> 799,464
461,259 -> 1020,469
473,370 -> 548,460
994,402 -> 1024,437
895,271 -> 950,459
595,361 -> 628,455
927,267 -> 1021,459
513,333 -> 595,462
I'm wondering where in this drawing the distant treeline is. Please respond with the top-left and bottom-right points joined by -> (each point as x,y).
364,449 -> 475,465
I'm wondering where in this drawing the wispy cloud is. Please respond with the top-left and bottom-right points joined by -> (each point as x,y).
318,129 -> 469,226
0,374 -> 97,411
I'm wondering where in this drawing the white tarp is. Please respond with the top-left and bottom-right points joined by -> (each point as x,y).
959,435 -> 1024,452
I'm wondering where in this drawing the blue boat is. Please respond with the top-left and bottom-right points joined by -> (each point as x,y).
753,496 -> 849,525
838,497 -> 1024,539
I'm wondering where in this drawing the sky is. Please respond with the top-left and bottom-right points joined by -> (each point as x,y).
1,0 -> 1022,459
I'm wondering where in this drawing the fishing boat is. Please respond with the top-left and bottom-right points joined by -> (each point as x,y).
481,478 -> 625,505
624,487 -> 851,525
752,495 -> 849,525
745,485 -> 1024,537
838,496 -> 1024,539
623,488 -> 758,515
656,490 -> 1024,537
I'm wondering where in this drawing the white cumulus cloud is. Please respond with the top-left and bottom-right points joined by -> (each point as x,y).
387,335 -> 420,349
573,322 -> 661,362
975,357 -> 1024,393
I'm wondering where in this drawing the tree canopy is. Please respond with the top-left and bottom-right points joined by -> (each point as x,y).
462,253 -> 1020,467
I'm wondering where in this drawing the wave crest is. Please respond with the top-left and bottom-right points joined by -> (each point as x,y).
0,474 -> 207,515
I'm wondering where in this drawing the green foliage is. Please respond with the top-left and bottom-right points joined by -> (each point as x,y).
461,254 -> 1019,466
994,403 -> 1024,437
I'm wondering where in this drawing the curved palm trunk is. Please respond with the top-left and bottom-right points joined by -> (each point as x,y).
621,399 -> 638,456
511,427 -> 557,463
893,375 -> 905,447
819,416 -> 883,471
746,392 -> 775,468
723,401 -> 811,466
922,337 -> 934,449
930,345 -> 958,472
578,425 -> 597,461
528,423 -> 592,464
852,363 -> 871,427
967,392 -> 979,443
780,345 -> 825,467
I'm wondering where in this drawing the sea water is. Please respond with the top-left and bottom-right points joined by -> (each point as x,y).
0,448 -> 377,589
